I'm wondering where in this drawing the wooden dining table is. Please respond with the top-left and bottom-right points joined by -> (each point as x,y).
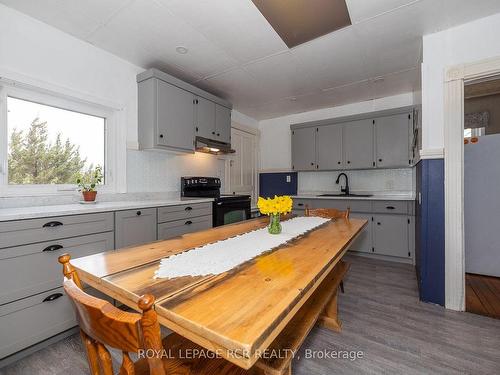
70,215 -> 367,373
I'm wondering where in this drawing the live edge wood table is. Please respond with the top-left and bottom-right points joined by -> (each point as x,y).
70,216 -> 366,375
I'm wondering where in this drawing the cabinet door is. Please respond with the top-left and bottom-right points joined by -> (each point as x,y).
375,113 -> 411,168
373,214 -> 409,258
157,80 -> 195,151
195,96 -> 216,139
115,208 -> 157,249
291,127 -> 316,171
343,119 -> 374,169
215,104 -> 231,143
317,124 -> 343,170
349,213 -> 372,253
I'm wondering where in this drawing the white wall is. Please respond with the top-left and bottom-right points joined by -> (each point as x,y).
0,4 -> 257,199
421,12 -> 500,151
258,93 -> 415,171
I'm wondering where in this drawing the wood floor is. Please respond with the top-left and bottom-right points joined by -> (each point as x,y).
2,255 -> 500,375
466,273 -> 500,319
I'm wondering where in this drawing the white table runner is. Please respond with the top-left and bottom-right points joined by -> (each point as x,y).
155,216 -> 330,279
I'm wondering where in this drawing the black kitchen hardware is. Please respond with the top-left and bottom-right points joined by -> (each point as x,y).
181,177 -> 250,227
185,220 -> 193,225
136,211 -> 142,216
42,221 -> 63,228
42,244 -> 63,252
386,206 -> 396,210
43,293 -> 63,302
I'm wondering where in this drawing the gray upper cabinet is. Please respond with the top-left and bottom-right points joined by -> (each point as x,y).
138,78 -> 195,153
195,96 -> 216,140
137,69 -> 232,153
292,127 -> 317,171
317,124 -> 343,170
115,208 -> 157,249
215,104 -> 231,144
343,119 -> 374,169
375,113 -> 411,168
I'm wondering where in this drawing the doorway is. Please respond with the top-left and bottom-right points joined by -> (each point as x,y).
463,77 -> 500,319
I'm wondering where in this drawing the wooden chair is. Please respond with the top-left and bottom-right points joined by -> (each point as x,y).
304,205 -> 349,293
58,254 -> 248,375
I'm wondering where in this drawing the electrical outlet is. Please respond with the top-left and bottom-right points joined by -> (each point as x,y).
286,175 -> 291,183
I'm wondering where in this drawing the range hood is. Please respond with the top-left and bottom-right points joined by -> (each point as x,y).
195,136 -> 235,155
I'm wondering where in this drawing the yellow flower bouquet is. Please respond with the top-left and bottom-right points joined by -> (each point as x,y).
257,195 -> 293,234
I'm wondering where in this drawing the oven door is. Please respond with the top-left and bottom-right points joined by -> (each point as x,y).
213,199 -> 251,227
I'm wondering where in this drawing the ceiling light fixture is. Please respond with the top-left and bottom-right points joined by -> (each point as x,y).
176,46 -> 188,54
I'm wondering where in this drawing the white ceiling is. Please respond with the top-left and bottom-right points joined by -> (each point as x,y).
2,0 -> 500,120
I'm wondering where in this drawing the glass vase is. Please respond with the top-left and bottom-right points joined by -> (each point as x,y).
268,213 -> 282,234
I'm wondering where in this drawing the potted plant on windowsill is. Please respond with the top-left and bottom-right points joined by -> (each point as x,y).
76,166 -> 103,202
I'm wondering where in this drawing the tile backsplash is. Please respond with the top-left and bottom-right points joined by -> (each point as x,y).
298,168 -> 414,194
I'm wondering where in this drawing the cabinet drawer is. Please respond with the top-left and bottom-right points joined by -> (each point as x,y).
158,215 -> 212,240
0,232 -> 114,305
0,212 -> 114,249
372,201 -> 408,214
0,288 -> 76,359
158,203 -> 212,223
115,208 -> 157,249
311,199 -> 372,213
292,199 -> 314,210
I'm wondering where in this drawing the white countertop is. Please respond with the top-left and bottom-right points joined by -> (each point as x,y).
0,198 -> 214,222
292,192 -> 415,201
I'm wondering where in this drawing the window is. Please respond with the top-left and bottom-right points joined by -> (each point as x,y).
1,83 -> 121,195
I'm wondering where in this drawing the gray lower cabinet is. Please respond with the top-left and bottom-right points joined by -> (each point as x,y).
375,113 -> 411,168
0,232 -> 114,306
157,202 -> 212,241
317,124 -> 343,170
293,198 -> 414,261
343,119 -> 374,169
349,213 -> 372,253
158,216 -> 212,240
291,127 -> 316,171
0,287 -> 76,359
0,212 -> 115,360
373,214 -> 410,258
115,208 -> 157,249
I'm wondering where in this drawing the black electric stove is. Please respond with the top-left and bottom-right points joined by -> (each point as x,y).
181,177 -> 251,227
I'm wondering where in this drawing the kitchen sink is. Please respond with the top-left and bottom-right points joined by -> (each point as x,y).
317,193 -> 373,197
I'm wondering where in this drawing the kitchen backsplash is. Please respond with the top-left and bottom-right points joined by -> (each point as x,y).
298,168 -> 414,194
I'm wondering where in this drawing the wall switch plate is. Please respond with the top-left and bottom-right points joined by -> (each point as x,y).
286,175 -> 291,183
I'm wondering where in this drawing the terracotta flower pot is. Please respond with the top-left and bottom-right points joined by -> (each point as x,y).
82,191 -> 97,202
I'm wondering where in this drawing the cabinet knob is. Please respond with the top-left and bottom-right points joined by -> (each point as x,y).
136,211 -> 142,216
378,158 -> 383,162
377,222 -> 381,225
212,131 -> 215,135
217,133 -> 220,137
159,134 -> 164,138
347,161 -> 351,164
337,161 -> 341,165
310,162 -> 314,166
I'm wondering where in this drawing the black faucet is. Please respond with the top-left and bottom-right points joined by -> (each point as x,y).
336,173 -> 349,195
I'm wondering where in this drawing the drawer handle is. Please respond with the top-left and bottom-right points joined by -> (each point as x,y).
136,211 -> 142,216
184,206 -> 193,211
386,206 -> 395,210
43,244 -> 63,252
42,221 -> 63,228
298,203 -> 304,207
43,293 -> 63,302
185,220 -> 193,225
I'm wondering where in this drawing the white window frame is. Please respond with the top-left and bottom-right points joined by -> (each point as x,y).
0,82 -> 122,196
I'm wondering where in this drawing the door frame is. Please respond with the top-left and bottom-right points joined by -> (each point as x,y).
444,56 -> 500,310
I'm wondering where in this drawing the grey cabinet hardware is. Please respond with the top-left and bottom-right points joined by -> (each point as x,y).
42,293 -> 63,302
42,244 -> 63,252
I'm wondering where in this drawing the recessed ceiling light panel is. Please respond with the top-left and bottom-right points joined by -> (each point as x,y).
251,0 -> 351,48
